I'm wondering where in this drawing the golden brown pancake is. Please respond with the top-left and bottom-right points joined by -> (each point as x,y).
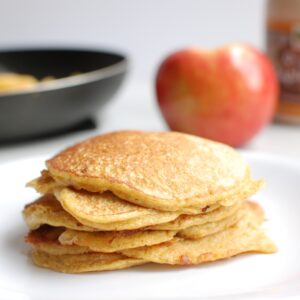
121,202 -> 277,265
28,173 -> 187,229
59,228 -> 176,253
23,194 -> 96,231
23,193 -> 239,233
26,170 -> 60,195
53,187 -> 181,228
23,194 -> 179,231
27,226 -> 147,273
26,173 -> 188,229
149,199 -> 242,231
177,202 -> 245,239
46,131 -> 262,213
31,250 -> 146,273
26,226 -> 91,255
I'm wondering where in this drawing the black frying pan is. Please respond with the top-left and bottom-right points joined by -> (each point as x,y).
0,48 -> 127,142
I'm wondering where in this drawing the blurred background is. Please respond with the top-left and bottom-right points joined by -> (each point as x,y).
0,0 -> 299,161
0,0 -> 264,81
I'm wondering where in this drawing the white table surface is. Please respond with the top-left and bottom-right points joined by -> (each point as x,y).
0,78 -> 299,164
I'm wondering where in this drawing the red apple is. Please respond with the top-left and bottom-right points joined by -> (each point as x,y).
155,44 -> 278,147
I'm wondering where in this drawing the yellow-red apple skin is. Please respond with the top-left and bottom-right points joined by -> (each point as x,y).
155,45 -> 278,147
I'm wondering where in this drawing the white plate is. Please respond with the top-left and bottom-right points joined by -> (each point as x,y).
0,152 -> 299,300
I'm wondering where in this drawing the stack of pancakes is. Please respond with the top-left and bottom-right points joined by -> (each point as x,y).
23,131 -> 276,273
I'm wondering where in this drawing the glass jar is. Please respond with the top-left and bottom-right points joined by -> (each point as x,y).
267,0 -> 300,123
